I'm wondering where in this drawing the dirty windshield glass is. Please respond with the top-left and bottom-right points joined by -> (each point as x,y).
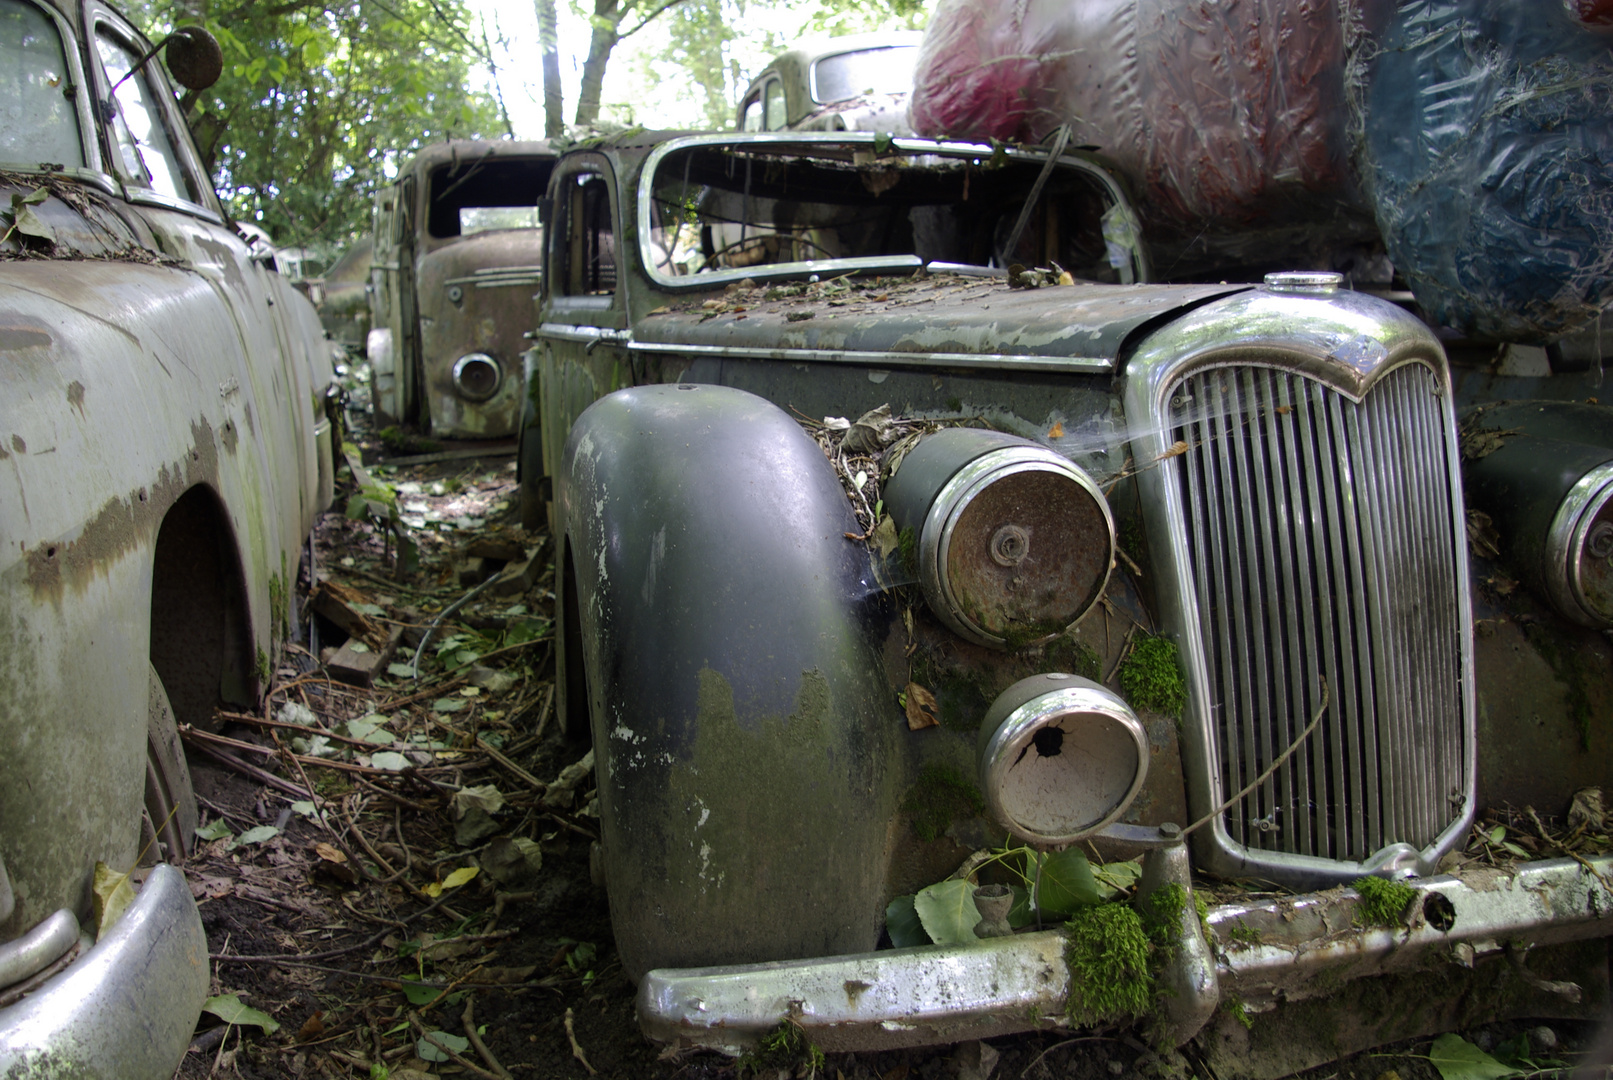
97,27 -> 191,199
428,157 -> 549,240
811,45 -> 918,103
0,0 -> 84,168
644,139 -> 1129,288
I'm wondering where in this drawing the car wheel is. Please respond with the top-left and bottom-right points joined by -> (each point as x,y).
140,664 -> 197,865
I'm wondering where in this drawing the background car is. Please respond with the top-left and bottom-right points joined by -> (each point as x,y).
367,139 -> 556,439
0,3 -> 336,1075
737,31 -> 922,133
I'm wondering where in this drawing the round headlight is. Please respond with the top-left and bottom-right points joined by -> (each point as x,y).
452,353 -> 502,402
978,673 -> 1149,845
883,428 -> 1114,649
1549,460 -> 1613,628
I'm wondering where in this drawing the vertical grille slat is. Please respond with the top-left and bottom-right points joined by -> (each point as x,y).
1169,363 -> 1468,865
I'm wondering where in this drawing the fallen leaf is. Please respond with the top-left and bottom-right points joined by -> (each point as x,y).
296,1012 -> 326,1041
913,879 -> 980,946
904,683 -> 939,730
1048,421 -> 1065,438
418,1031 -> 470,1063
203,993 -> 281,1035
92,862 -> 135,939
312,842 -> 358,884
235,825 -> 280,846
1428,1033 -> 1516,1080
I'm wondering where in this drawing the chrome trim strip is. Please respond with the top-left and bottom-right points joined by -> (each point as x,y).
0,911 -> 77,992
627,339 -> 1114,375
1547,461 -> 1613,628
0,865 -> 206,1080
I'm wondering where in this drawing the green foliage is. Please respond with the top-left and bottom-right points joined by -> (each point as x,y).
1118,634 -> 1186,715
1427,1033 -> 1522,1080
901,762 -> 985,843
1352,876 -> 1417,926
740,1020 -> 824,1076
884,893 -> 927,947
897,526 -> 919,579
1223,996 -> 1255,1030
140,0 -> 503,251
1063,903 -> 1153,1026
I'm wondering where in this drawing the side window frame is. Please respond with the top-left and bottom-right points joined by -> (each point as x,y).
81,0 -> 222,220
762,77 -> 787,131
0,0 -> 103,180
544,154 -> 625,329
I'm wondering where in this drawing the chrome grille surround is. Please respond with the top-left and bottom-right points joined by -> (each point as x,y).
1123,286 -> 1476,887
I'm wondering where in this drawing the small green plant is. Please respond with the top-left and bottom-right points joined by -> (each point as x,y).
897,526 -> 919,578
1064,902 -> 1154,1025
740,1019 -> 824,1077
1118,634 -> 1187,715
1352,875 -> 1417,926
1223,996 -> 1255,1030
1226,920 -> 1262,946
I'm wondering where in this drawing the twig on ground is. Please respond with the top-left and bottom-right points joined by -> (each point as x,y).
477,734 -> 545,790
464,996 -> 514,1079
564,1008 -> 598,1075
182,738 -> 312,801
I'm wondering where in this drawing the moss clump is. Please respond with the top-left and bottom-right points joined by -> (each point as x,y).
1140,882 -> 1186,947
901,762 -> 986,842
1064,902 -> 1154,1025
1223,996 -> 1255,1030
1119,635 -> 1186,715
740,1020 -> 824,1076
1226,920 -> 1262,946
254,646 -> 271,686
1352,876 -> 1417,926
1118,517 -> 1147,575
897,526 -> 919,579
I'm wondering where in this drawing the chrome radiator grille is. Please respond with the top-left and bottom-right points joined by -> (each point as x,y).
1168,362 -> 1469,863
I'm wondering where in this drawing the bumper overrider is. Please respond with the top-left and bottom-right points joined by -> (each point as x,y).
0,865 -> 208,1078
638,838 -> 1613,1055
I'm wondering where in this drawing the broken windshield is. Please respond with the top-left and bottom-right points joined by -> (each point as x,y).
641,136 -> 1143,290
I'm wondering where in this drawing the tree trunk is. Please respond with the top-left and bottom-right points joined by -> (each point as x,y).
572,0 -> 621,128
534,0 -> 564,137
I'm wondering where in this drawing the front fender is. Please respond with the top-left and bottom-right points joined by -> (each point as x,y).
560,384 -> 899,979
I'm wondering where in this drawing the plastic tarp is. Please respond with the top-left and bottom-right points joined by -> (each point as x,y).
910,0 -> 1613,342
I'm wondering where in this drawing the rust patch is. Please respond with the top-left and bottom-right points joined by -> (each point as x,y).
66,380 -> 85,416
10,434 -> 24,454
24,417 -> 220,604
0,327 -> 52,351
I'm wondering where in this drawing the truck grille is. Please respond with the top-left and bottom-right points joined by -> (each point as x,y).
1167,362 -> 1468,864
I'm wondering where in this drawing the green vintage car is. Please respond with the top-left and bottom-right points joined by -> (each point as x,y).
519,130 -> 1613,1074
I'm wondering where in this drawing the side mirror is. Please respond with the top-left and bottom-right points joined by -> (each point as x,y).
165,26 -> 223,91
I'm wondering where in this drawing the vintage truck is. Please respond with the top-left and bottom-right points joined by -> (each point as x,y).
520,130 -> 1613,1074
736,31 -> 922,134
0,2 -> 336,1075
368,139 -> 556,439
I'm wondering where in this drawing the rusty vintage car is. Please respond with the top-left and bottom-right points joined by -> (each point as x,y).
520,130 -> 1613,1073
368,139 -> 556,439
736,31 -> 922,134
0,2 -> 336,1075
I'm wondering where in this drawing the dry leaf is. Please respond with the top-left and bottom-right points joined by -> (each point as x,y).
312,842 -> 358,884
1048,421 -> 1065,439
904,683 -> 939,730
1154,440 -> 1189,461
297,1011 -> 326,1041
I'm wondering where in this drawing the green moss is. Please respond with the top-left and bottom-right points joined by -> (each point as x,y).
1223,996 -> 1255,1030
946,396 -> 963,413
740,1020 -> 824,1076
1118,635 -> 1186,715
1226,920 -> 1262,946
897,526 -> 919,579
901,762 -> 986,842
936,670 -> 993,731
1140,882 -> 1186,948
1118,516 -> 1147,575
1041,636 -> 1102,681
1352,876 -> 1417,926
1063,903 -> 1154,1026
254,646 -> 271,686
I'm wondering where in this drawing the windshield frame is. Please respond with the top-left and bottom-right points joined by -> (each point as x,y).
635,132 -> 1142,292
0,0 -> 107,182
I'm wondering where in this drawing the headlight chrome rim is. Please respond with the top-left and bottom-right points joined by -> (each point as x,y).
452,352 -> 503,402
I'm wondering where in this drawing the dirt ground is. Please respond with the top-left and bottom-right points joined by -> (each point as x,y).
168,420 -> 1613,1080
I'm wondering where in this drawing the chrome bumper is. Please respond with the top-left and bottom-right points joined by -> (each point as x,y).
638,850 -> 1613,1054
0,864 -> 208,1079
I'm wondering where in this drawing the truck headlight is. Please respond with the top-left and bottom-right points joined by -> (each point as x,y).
883,428 -> 1114,649
452,353 -> 502,401
1548,461 -> 1613,628
978,673 -> 1149,845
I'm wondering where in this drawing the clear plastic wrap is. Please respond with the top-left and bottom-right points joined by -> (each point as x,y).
910,0 -> 1613,342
